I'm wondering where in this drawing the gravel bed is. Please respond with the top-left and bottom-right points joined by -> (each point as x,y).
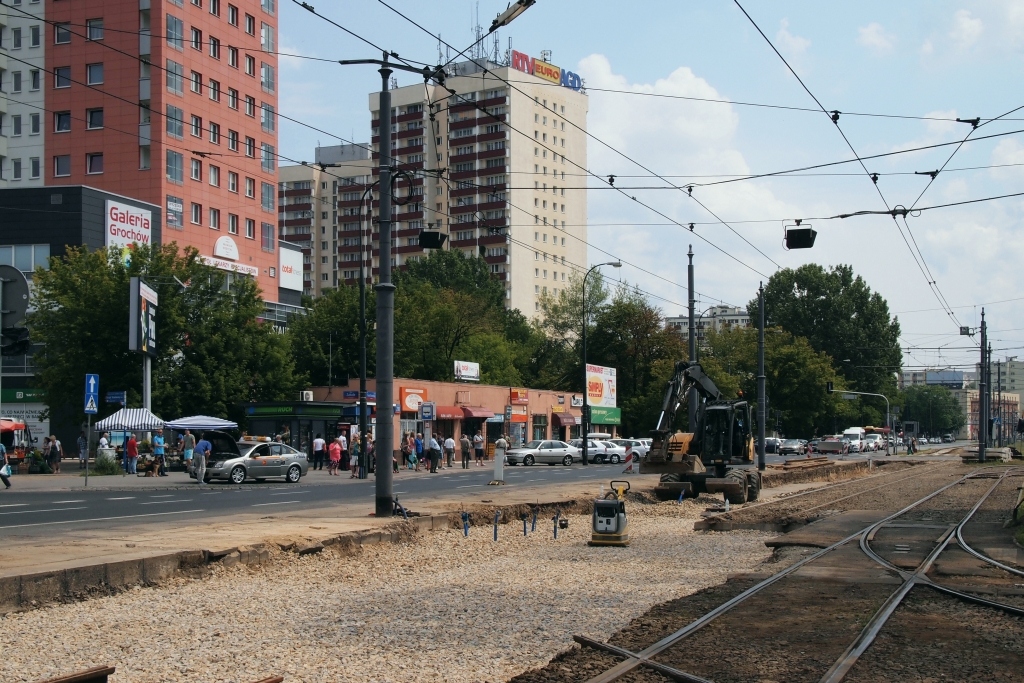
0,498 -> 773,683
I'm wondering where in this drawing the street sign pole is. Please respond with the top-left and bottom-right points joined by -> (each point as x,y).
84,374 -> 99,487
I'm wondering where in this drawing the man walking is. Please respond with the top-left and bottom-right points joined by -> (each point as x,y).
181,429 -> 196,474
428,435 -> 441,473
193,434 -> 212,484
340,432 -> 349,471
312,433 -> 326,471
444,435 -> 455,469
153,429 -> 167,476
77,431 -> 88,470
473,430 -> 485,466
460,433 -> 472,469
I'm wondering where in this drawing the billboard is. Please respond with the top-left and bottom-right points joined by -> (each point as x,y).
510,388 -> 529,405
280,246 -> 303,292
106,200 -> 153,248
399,387 -> 427,412
454,360 -> 480,382
585,364 -> 617,407
128,277 -> 158,357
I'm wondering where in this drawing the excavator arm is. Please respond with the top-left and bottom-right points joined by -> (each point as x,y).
649,361 -> 721,463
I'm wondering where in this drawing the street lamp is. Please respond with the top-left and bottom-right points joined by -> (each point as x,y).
489,0 -> 535,33
581,261 -> 621,466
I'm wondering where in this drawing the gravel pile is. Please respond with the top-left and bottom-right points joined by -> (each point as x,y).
0,497 -> 773,683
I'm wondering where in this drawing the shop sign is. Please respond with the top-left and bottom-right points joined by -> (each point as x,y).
511,50 -> 583,91
586,364 -> 617,407
551,406 -> 564,413
0,388 -> 46,403
400,387 -> 427,411
510,388 -> 529,405
454,360 -> 480,382
486,415 -> 505,423
106,200 -> 152,248
343,390 -> 377,400
589,406 -> 621,425
200,255 -> 259,277
213,235 -> 239,260
557,395 -> 565,404
571,394 -> 584,407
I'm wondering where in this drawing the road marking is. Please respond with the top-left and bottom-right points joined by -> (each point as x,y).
457,485 -> 482,489
0,506 -> 87,516
52,499 -> 86,504
270,490 -> 309,496
106,497 -> 135,501
139,499 -> 192,505
149,494 -> 174,498
526,479 -> 542,482
0,509 -> 203,530
0,503 -> 28,508
251,500 -> 301,506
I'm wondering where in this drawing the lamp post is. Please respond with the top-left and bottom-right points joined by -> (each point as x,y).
581,261 -> 621,466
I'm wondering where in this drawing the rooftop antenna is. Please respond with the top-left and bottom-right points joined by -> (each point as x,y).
437,34 -> 444,64
493,30 -> 500,62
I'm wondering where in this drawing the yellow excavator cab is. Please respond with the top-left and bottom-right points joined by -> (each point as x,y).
668,431 -> 695,457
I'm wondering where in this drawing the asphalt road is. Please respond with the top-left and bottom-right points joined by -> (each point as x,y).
0,462 -> 632,535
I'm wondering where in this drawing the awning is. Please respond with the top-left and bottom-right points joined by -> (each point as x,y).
553,413 -> 581,427
95,408 -> 164,431
164,415 -> 238,431
435,405 -> 464,420
461,406 -> 495,419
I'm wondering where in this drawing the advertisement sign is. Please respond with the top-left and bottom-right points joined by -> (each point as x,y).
399,387 -> 427,412
128,277 -> 158,357
3,402 -> 48,443
585,364 -> 617,407
510,388 -> 529,405
454,360 -> 481,382
589,406 -> 621,425
571,394 -> 584,407
533,60 -> 561,84
342,390 -> 376,400
200,255 -> 259,278
511,50 -> 582,91
166,195 -> 184,230
504,405 -> 513,423
105,200 -> 153,248
279,246 -> 304,292
213,236 -> 240,260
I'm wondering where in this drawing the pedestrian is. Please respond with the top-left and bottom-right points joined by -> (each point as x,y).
312,433 -> 326,471
41,437 -> 51,470
153,428 -> 167,476
444,435 -> 456,469
193,434 -> 212,484
125,434 -> 139,474
414,433 -> 424,472
473,430 -> 485,466
98,432 -> 109,450
328,437 -> 342,475
349,438 -> 360,478
429,435 -> 441,473
460,433 -> 472,469
49,435 -> 63,474
340,432 -> 349,470
181,429 -> 195,474
77,431 -> 88,470
0,441 -> 11,489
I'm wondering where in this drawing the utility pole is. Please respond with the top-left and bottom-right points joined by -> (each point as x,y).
374,54 -> 396,517
756,283 -> 766,471
979,309 -> 987,462
997,360 -> 1003,447
687,246 -> 697,432
988,342 -> 994,447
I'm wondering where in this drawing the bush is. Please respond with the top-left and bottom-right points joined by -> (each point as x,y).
86,454 -> 123,476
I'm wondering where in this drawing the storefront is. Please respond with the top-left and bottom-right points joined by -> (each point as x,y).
243,401 -> 350,455
552,410 -> 581,441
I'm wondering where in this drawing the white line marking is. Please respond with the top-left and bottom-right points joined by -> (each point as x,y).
0,503 -> 28,508
270,490 -> 309,496
457,485 -> 482,489
139,499 -> 192,505
0,509 -> 203,530
105,497 -> 135,501
0,506 -> 86,516
149,494 -> 174,498
51,499 -> 86,504
251,500 -> 301,506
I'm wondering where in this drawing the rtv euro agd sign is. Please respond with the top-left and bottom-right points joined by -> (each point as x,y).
105,200 -> 153,249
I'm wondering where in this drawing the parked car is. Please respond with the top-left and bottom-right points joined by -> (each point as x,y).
505,440 -> 578,466
863,434 -> 884,451
569,439 -> 613,463
764,437 -> 781,454
942,434 -> 954,443
808,439 -> 821,453
779,439 -> 806,455
596,440 -> 628,464
610,438 -> 649,459
192,431 -> 308,484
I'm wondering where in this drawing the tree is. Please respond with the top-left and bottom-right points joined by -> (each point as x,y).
749,264 -> 901,399
287,285 -> 370,387
902,385 -> 965,435
29,244 -> 301,425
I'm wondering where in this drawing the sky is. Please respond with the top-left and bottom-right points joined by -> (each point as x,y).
276,0 -> 1024,375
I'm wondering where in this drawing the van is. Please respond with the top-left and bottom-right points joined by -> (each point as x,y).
843,427 -> 866,453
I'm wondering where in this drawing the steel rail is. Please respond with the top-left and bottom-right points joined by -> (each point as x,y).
583,469 -> 980,683
573,635 -> 714,683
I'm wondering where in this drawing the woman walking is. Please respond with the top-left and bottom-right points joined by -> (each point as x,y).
49,435 -> 63,474
327,437 -> 342,475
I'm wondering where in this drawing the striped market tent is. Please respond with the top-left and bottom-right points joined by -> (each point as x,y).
94,408 -> 164,432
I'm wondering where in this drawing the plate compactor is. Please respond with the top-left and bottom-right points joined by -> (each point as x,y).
589,480 -> 630,547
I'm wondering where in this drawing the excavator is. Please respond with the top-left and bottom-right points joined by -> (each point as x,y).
640,361 -> 761,503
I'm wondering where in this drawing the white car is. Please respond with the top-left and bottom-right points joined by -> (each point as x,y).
610,438 -> 648,459
863,435 -> 883,451
596,440 -> 628,464
569,439 -> 614,463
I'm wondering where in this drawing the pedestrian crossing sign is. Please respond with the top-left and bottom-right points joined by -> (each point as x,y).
85,396 -> 98,414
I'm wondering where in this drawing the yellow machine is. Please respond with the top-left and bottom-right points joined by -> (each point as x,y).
589,480 -> 630,547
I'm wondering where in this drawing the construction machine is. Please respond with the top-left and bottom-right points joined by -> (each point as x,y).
640,361 -> 761,503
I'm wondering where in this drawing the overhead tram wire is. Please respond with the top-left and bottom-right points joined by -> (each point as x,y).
732,0 -> 966,333
361,5 -> 777,279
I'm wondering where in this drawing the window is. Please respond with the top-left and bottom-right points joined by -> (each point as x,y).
209,79 -> 220,101
228,171 -> 238,192
167,151 -> 183,182
261,182 -> 274,211
86,109 -> 103,129
27,24 -> 38,47
166,60 -> 183,94
12,159 -> 22,181
228,4 -> 239,26
260,22 -> 274,51
28,113 -> 39,135
86,153 -> 104,174
209,122 -> 220,144
244,136 -> 255,157
190,70 -> 202,94
54,111 -> 71,132
244,55 -> 255,76
227,129 -> 239,150
12,71 -> 21,93
244,96 -> 255,116
245,13 -> 256,35
191,203 -> 202,224
191,158 -> 202,180
260,62 -> 275,92
245,177 -> 255,197
86,19 -> 103,41
209,207 -> 220,229
30,158 -> 40,179
261,0 -> 275,14
209,164 -> 220,186
260,103 -> 274,132
261,222 -> 275,251
54,155 -> 71,177
228,88 -> 238,109
227,46 -> 238,69
210,0 -> 221,16
245,218 -> 255,239
166,15 -> 184,50
12,28 -> 22,49
261,143 -> 275,171
228,213 -> 238,234
55,23 -> 71,44
209,36 -> 220,59
192,0 -> 204,7
190,115 -> 202,137
166,105 -> 184,138
191,27 -> 202,50
12,115 -> 21,136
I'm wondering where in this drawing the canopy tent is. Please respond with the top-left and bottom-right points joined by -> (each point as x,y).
94,408 -> 164,432
164,415 -> 238,431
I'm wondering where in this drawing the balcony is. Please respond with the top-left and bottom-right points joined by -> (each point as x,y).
139,30 -> 151,56
139,123 -> 151,145
139,77 -> 151,101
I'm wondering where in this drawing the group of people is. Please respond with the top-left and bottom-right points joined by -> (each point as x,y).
312,432 -> 372,478
394,429 -> 490,473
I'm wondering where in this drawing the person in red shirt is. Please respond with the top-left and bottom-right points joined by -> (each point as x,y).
126,435 -> 139,475
327,437 -> 342,476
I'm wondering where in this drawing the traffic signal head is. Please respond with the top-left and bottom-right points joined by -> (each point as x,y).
785,227 -> 817,249
419,231 -> 447,249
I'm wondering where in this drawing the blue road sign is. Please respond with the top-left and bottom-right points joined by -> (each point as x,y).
105,391 -> 126,405
85,374 -> 99,414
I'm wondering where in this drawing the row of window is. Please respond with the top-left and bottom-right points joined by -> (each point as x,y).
0,23 -> 42,50
0,156 -> 40,181
164,61 -> 276,128
167,193 -> 275,252
0,67 -> 41,94
534,232 -> 567,246
166,20 -> 275,94
164,105 -> 274,169
165,151 -> 274,211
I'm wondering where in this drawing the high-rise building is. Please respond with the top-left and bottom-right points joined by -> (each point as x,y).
666,306 -> 751,343
0,0 -> 282,300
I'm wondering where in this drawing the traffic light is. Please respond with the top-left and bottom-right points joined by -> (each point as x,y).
0,326 -> 30,356
418,231 -> 447,249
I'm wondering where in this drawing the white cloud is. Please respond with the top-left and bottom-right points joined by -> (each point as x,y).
949,9 -> 983,50
278,42 -> 308,70
858,22 -> 895,55
776,18 -> 811,57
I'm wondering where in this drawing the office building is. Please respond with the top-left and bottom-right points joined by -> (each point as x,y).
666,305 -> 751,343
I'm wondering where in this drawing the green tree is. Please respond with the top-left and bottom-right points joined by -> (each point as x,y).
29,244 -> 301,425
902,385 -> 965,435
287,285 -> 370,387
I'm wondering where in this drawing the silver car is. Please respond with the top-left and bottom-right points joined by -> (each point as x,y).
610,438 -> 648,459
505,440 -> 578,466
193,431 -> 308,484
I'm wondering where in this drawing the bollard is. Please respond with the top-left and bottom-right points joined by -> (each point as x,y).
531,505 -> 539,533
461,511 -> 470,537
493,510 -> 501,541
520,512 -> 529,536
553,510 -> 561,539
